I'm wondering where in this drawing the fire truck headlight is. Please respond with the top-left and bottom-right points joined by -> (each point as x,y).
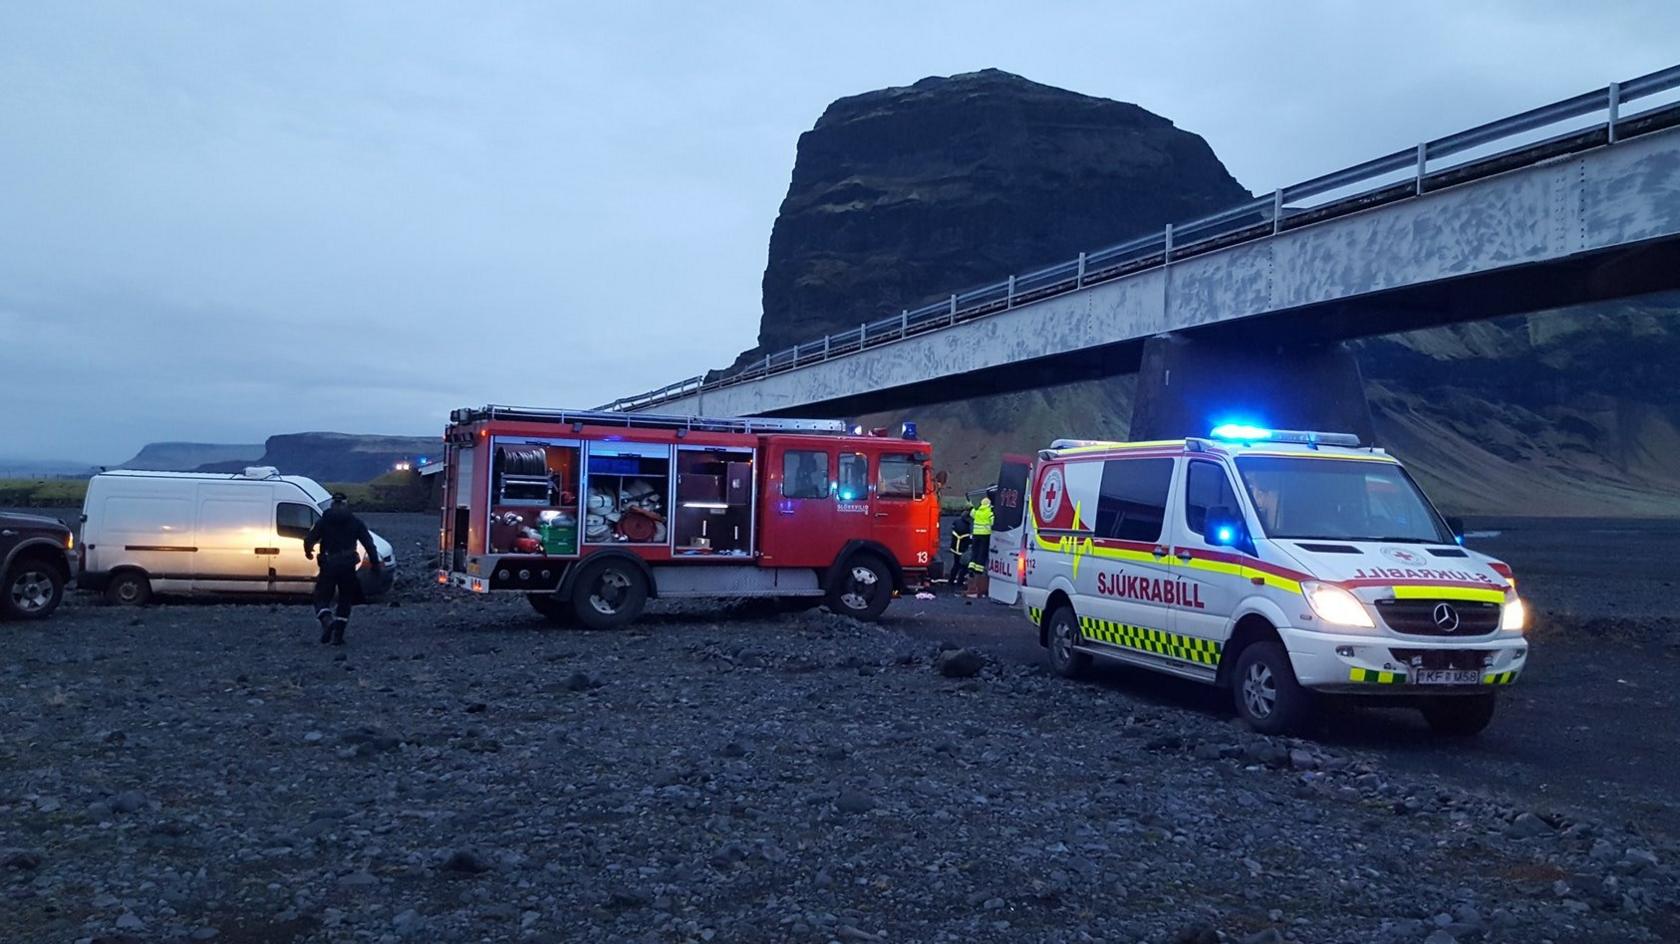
1500,596 -> 1527,633
1302,582 -> 1375,629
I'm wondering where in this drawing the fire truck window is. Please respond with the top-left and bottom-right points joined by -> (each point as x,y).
1184,461 -> 1239,537
781,450 -> 829,499
1094,458 -> 1172,543
877,454 -> 924,500
837,453 -> 869,501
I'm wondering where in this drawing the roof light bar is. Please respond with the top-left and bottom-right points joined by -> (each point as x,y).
1209,425 -> 1362,447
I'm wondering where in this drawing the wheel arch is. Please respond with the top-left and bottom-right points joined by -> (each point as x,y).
824,540 -> 904,593
4,540 -> 71,582
557,550 -> 656,600
1216,609 -> 1286,688
1038,587 -> 1076,647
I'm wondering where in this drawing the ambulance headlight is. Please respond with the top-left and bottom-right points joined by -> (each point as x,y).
1500,596 -> 1527,632
1302,581 -> 1375,629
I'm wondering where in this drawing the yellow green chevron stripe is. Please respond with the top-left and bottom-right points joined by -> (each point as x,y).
1349,667 -> 1407,684
1076,616 -> 1222,667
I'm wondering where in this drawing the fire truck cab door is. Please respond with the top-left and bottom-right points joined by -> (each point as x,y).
870,451 -> 934,572
987,454 -> 1032,605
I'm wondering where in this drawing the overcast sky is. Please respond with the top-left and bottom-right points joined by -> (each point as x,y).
4,2 -> 1677,461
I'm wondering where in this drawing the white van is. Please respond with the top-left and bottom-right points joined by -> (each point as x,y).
80,468 -> 397,605
1003,427 -> 1528,736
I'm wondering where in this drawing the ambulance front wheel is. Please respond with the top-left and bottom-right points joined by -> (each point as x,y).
1232,641 -> 1312,735
1045,606 -> 1091,678
1420,693 -> 1497,737
571,559 -> 648,630
827,554 -> 892,621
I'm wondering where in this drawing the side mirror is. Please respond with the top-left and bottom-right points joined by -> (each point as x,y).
1204,506 -> 1250,551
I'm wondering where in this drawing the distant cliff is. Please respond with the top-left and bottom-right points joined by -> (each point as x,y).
119,442 -> 263,471
195,432 -> 437,483
734,69 -> 1679,516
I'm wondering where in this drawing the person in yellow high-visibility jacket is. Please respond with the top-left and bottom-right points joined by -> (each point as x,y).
966,496 -> 994,599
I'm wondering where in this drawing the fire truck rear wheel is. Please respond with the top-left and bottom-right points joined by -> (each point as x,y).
527,592 -> 575,626
1420,693 -> 1497,737
1231,641 -> 1311,735
1045,606 -> 1091,678
827,554 -> 891,621
571,559 -> 647,630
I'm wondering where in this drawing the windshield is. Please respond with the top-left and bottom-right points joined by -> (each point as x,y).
1234,456 -> 1452,543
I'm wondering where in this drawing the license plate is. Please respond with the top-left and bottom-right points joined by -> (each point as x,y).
1412,669 -> 1481,686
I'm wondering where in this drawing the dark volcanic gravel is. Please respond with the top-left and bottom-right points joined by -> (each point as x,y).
4,583 -> 1680,944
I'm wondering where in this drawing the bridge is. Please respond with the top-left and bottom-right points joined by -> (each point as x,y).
603,66 -> 1680,437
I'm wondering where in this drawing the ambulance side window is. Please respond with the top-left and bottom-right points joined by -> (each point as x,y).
1184,461 -> 1239,538
1094,458 -> 1172,543
837,453 -> 869,501
781,450 -> 830,499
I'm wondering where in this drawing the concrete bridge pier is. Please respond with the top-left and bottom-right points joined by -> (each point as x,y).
1129,333 -> 1376,443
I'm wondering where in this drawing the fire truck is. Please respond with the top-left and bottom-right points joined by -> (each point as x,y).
437,406 -> 940,628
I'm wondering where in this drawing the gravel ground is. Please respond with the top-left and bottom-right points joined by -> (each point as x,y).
6,511 -> 1679,942
5,600 -> 1680,941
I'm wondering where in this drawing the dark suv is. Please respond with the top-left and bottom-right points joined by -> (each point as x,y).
1,513 -> 77,620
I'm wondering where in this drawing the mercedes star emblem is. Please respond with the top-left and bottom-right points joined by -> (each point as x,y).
1432,602 -> 1460,633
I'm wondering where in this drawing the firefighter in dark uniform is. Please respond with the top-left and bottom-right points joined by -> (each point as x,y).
948,507 -> 973,591
304,493 -> 381,645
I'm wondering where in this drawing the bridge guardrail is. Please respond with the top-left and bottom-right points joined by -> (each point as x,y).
599,64 -> 1680,413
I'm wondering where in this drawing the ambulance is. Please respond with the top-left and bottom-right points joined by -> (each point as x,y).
1002,426 -> 1527,736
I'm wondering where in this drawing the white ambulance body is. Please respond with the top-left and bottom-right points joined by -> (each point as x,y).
1008,427 -> 1527,736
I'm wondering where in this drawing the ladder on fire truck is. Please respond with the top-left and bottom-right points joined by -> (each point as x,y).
450,405 -> 850,435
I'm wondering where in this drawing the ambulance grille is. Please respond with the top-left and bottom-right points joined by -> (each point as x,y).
1388,648 -> 1495,670
1375,599 -> 1500,636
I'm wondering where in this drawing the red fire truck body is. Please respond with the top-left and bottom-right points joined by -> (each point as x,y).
438,406 -> 940,627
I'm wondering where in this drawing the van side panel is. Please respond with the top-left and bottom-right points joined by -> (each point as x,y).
192,483 -> 276,592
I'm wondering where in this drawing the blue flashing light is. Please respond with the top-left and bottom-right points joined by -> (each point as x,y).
901,420 -> 917,440
1210,423 -> 1273,442
839,490 -> 857,500
1215,526 -> 1235,544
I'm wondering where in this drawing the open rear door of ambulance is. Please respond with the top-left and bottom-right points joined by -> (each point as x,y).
987,453 -> 1032,605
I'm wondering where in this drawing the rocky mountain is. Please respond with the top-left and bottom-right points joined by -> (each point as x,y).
737,69 -> 1678,516
118,442 -> 263,472
735,69 -> 1249,367
195,432 -> 437,483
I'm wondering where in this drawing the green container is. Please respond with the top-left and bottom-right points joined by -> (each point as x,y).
540,522 -> 578,556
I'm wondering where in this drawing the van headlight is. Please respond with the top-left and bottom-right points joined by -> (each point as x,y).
1500,596 -> 1527,632
1302,581 -> 1375,629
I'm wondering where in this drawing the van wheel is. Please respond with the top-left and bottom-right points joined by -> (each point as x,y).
1045,606 -> 1091,678
826,554 -> 891,621
2,561 -> 64,620
570,560 -> 647,630
1232,641 -> 1311,735
1421,694 -> 1497,737
105,571 -> 152,607
527,593 -> 575,627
